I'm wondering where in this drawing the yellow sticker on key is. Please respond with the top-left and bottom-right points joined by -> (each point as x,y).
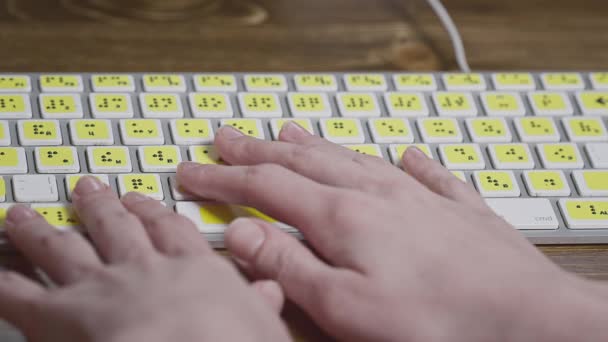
444,73 -> 484,87
372,118 -> 410,138
289,93 -> 327,112
583,171 -> 608,191
40,75 -> 80,89
530,93 -> 568,111
125,119 -> 160,139
483,93 -> 521,112
143,94 -> 179,113
42,95 -> 78,114
142,146 -> 180,167
443,145 -> 481,164
528,171 -> 567,191
493,73 -> 534,88
394,74 -> 435,89
189,146 -> 224,165
74,120 -> 112,141
92,147 -> 129,167
477,171 -> 516,192
565,201 -> 608,220
92,94 -> 131,113
436,93 -> 473,111
191,93 -> 228,112
0,148 -> 20,167
242,94 -> 279,112
92,75 -> 133,89
493,144 -> 531,164
294,74 -> 336,89
422,118 -> 460,138
144,75 -> 183,88
542,144 -> 580,163
122,174 -> 161,194
38,147 -> 76,167
345,144 -> 382,157
174,119 -> 212,139
34,205 -> 80,228
324,118 -> 361,138
223,119 -> 262,138
195,74 -> 236,90
0,95 -> 26,113
23,121 -> 58,140
567,118 -> 606,138
0,76 -> 29,91
470,118 -> 509,138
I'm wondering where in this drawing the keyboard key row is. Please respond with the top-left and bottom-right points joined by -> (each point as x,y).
2,72 -> 608,93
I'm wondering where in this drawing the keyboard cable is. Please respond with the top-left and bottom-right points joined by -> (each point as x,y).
426,0 -> 471,72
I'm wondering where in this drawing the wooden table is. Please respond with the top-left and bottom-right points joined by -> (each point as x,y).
1,0 -> 608,340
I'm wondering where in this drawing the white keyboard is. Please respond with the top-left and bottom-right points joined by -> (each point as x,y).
0,72 -> 607,246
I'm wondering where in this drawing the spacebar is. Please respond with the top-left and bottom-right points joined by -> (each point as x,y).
485,198 -> 559,230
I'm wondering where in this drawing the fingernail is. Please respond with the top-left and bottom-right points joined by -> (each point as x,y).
280,121 -> 311,140
226,218 -> 265,261
219,125 -> 245,140
5,205 -> 36,228
121,192 -> 150,204
73,176 -> 104,197
178,161 -> 200,174
405,146 -> 427,160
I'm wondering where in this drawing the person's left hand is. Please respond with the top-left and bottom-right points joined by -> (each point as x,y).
0,177 -> 291,342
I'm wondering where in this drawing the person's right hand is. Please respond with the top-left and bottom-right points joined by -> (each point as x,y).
177,123 -> 608,342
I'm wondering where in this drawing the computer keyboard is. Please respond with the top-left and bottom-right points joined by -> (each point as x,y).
0,72 -> 607,246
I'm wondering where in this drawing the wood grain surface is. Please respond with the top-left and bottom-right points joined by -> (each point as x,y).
0,0 -> 608,340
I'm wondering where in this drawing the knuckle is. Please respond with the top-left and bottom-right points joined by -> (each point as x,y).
288,143 -> 323,168
91,208 -> 134,230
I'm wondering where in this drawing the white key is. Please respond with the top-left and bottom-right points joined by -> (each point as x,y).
0,147 -> 28,174
139,93 -> 184,118
522,170 -> 571,197
193,74 -> 238,92
0,121 -> 10,146
91,74 -> 136,92
0,94 -> 32,119
479,92 -> 526,117
65,174 -> 110,200
169,176 -> 195,201
238,92 -> 283,118
486,198 -> 559,230
39,93 -> 84,119
383,92 -> 429,117
527,91 -> 574,116
335,92 -> 381,117
293,74 -> 338,92
343,73 -> 387,92
392,73 -> 437,91
558,198 -> 608,229
17,120 -> 62,146
540,72 -> 585,91
142,74 -> 187,92
243,74 -> 288,92
89,93 -> 135,119
39,75 -> 84,93
572,170 -> 608,197
586,143 -> 608,168
117,173 -> 164,200
188,93 -> 234,118
35,146 -> 80,173
13,175 -> 59,202
0,75 -> 32,93
287,92 -> 332,118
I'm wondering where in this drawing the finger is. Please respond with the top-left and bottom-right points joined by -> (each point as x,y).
225,218 -> 359,316
177,161 -> 371,254
0,270 -> 45,330
121,192 -> 213,256
4,205 -> 102,285
72,176 -> 155,263
250,280 -> 284,313
402,147 -> 488,210
214,124 -> 413,197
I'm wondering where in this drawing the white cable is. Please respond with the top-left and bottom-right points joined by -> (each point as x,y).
426,0 -> 471,72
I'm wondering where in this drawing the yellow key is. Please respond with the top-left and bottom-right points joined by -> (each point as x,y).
71,119 -> 113,145
516,117 -> 559,142
564,118 -> 607,141
393,74 -> 436,91
524,170 -> 569,196
34,205 -> 80,230
239,93 -> 281,117
36,147 -> 79,173
344,74 -> 386,91
141,94 -> 182,118
190,93 -> 231,117
443,73 -> 485,90
440,144 -> 485,170
573,170 -> 608,196
467,118 -> 511,142
390,144 -> 433,165
319,118 -> 364,143
369,118 -> 413,143
140,146 -> 181,172
576,91 -> 608,115
40,75 -> 82,91
40,94 -> 82,118
188,145 -> 224,165
336,93 -> 380,116
590,73 -> 608,90
0,147 -> 23,169
344,144 -> 382,157
20,120 -> 61,145
121,119 -> 163,145
529,92 -> 572,115
489,144 -> 534,169
171,119 -> 213,144
474,171 -> 520,197
91,75 -> 134,91
119,174 -> 163,199
434,92 -> 476,116
560,200 -> 608,228
385,93 -> 427,116
542,73 -> 583,89
0,94 -> 29,118
143,74 -> 185,91
244,75 -> 287,91
88,146 -> 132,173
221,119 -> 264,139
0,177 -> 5,201
270,119 -> 314,140
418,118 -> 462,142
194,74 -> 236,91
0,76 -> 30,92
91,94 -> 132,114
294,74 -> 337,91
480,92 -> 525,116
288,93 -> 329,113
538,143 -> 583,169
200,204 -> 237,225
492,73 -> 535,90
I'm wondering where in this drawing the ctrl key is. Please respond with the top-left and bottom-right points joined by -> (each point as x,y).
485,198 -> 559,230
559,199 -> 608,229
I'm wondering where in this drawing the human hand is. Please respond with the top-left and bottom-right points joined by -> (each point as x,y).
177,123 -> 608,342
0,178 -> 291,342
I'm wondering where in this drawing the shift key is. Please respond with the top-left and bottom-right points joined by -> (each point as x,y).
485,198 -> 559,230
